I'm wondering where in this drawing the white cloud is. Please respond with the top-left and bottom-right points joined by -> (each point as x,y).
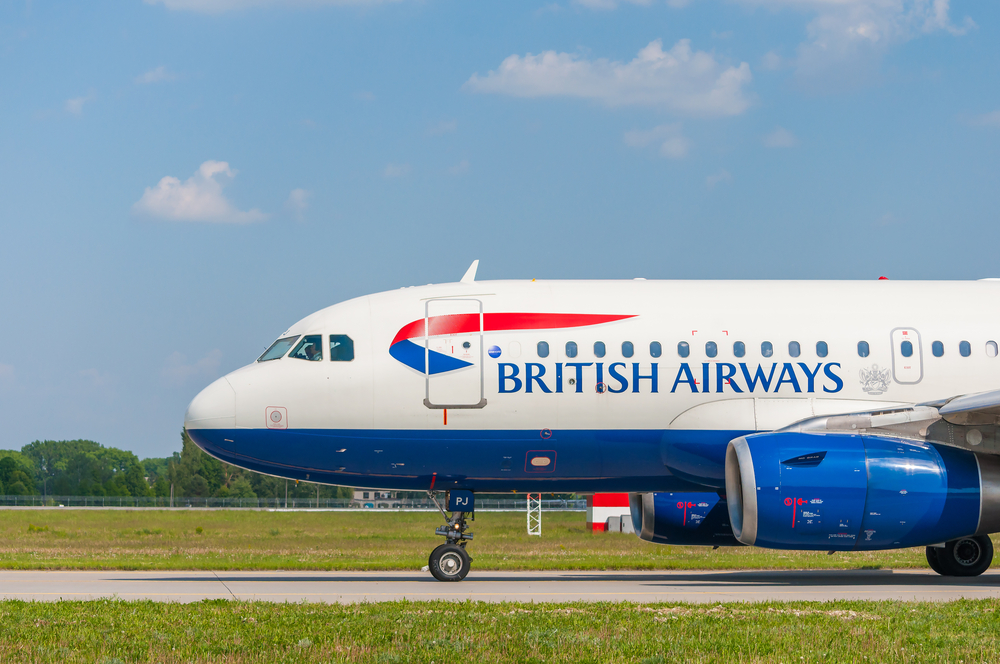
736,0 -> 974,81
285,188 -> 310,219
969,111 -> 1000,128
706,169 -> 732,188
383,163 -> 411,178
133,161 -> 267,223
624,124 -> 691,158
135,66 -> 177,84
761,51 -> 784,71
163,350 -> 222,387
465,39 -> 753,118
427,119 -> 457,136
145,0 -> 402,12
762,126 -> 798,148
65,91 -> 95,115
448,159 -> 470,175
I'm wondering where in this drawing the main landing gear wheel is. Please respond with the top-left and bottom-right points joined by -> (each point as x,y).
429,543 -> 471,582
927,536 -> 994,577
925,546 -> 948,575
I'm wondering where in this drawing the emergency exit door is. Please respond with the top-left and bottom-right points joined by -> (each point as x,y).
423,298 -> 487,409
890,328 -> 923,385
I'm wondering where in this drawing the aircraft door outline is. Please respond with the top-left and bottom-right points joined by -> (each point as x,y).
890,327 -> 923,385
423,298 -> 487,410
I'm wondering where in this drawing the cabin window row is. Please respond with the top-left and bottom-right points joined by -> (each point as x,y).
535,339 -> 1000,360
928,340 -> 999,358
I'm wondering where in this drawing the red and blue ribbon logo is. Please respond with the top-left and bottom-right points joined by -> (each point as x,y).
389,313 -> 635,374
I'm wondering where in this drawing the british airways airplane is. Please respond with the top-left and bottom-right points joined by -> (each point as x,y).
185,262 -> 1000,581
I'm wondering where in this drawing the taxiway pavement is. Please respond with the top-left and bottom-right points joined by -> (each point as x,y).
2,569 -> 1000,603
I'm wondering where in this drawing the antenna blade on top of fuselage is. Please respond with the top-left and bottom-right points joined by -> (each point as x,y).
460,260 -> 479,284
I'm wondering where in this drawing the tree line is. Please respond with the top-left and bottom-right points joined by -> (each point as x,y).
0,432 -> 353,500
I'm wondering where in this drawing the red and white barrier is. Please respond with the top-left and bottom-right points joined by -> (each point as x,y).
586,493 -> 631,532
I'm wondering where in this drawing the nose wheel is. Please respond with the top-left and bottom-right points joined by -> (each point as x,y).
926,535 -> 994,577
427,491 -> 474,582
429,543 -> 471,582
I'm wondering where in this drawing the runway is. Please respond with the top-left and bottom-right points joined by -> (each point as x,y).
3,569 -> 1000,603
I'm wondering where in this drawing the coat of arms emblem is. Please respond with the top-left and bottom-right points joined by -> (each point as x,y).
859,364 -> 891,395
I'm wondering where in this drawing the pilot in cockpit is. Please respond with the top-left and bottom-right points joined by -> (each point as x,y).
290,335 -> 323,361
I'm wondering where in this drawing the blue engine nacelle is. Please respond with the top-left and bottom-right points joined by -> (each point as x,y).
725,432 -> 1000,550
629,491 -> 742,546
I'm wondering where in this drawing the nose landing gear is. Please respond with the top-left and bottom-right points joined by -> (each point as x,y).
427,491 -> 473,582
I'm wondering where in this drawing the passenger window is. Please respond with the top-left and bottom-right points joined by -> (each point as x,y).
788,341 -> 800,358
622,341 -> 634,358
290,335 -> 323,361
566,341 -> 578,358
594,341 -> 606,358
650,341 -> 662,358
258,335 -> 299,362
858,341 -> 870,358
988,341 -> 998,358
329,334 -> 354,362
733,341 -> 745,358
677,341 -> 690,358
932,341 -> 944,357
816,341 -> 828,358
900,340 -> 913,358
761,341 -> 773,358
537,341 -> 549,358
705,341 -> 718,358
960,341 -> 971,357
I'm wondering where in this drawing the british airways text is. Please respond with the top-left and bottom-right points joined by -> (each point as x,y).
498,362 -> 844,394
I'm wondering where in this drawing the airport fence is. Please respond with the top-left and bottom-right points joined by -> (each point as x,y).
0,495 -> 587,511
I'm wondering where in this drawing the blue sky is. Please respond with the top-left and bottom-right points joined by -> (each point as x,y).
0,0 -> 997,458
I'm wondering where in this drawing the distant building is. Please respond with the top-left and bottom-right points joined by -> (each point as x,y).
352,489 -> 403,508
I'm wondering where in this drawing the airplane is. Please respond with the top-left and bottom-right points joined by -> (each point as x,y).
185,261 -> 1000,581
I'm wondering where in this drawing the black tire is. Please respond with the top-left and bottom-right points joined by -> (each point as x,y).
926,546 -> 949,575
938,536 -> 994,577
428,543 -> 471,582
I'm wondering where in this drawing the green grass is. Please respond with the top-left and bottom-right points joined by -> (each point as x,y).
1,598 -> 998,662
0,509 -> 963,571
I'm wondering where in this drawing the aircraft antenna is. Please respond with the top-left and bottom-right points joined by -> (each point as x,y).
460,260 -> 479,284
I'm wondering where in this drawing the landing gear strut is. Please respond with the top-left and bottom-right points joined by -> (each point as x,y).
427,491 -> 473,582
926,535 -> 994,577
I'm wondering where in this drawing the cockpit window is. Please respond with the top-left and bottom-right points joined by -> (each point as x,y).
258,336 -> 299,362
290,335 -> 323,361
330,335 -> 355,362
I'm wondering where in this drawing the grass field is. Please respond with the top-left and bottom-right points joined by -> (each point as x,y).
1,598 -> 998,662
0,509 -> 952,571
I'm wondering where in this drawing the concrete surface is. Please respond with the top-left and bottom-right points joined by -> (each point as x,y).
2,569 -> 1000,603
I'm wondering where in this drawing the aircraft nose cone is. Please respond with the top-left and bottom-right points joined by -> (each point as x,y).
184,377 -> 236,430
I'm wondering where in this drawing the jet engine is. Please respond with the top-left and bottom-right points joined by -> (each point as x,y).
725,431 -> 1000,550
629,491 -> 741,546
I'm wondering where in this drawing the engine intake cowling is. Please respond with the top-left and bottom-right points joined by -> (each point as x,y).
629,491 -> 741,546
725,432 -> 1000,550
